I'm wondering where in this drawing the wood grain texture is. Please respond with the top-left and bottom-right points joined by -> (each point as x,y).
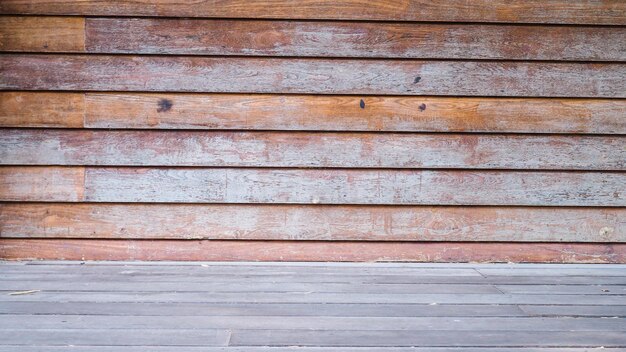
1,167 -> 619,206
11,92 -> 626,134
0,1 -> 624,25
81,18 -> 626,61
82,93 -> 626,134
2,55 -> 624,97
0,16 -> 84,52
0,92 -> 84,128
3,129 -> 624,170
0,167 -> 84,202
1,240 -> 624,263
1,203 -> 623,242
83,168 -> 626,206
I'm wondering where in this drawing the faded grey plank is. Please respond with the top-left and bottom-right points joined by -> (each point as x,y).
1,315 -> 624,331
3,129 -> 625,170
228,329 -> 626,347
0,281 -> 501,294
497,284 -> 626,295
1,292 -> 624,305
521,305 -> 626,317
3,274 -> 626,285
0,302 -> 527,317
0,347 -> 615,352
0,329 -> 230,346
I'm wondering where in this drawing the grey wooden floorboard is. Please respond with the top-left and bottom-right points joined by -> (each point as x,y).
520,305 -> 626,317
0,347 -> 621,352
228,329 -> 626,347
3,274 -> 626,285
1,315 -> 624,331
0,301 -> 528,317
0,329 -> 231,346
0,281 -> 502,294
2,291 -> 624,305
1,262 -> 626,348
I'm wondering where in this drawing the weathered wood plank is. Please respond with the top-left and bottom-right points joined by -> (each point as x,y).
82,18 -> 626,61
2,55 -> 624,97
228,329 -> 626,347
3,272 -> 625,286
83,94 -> 626,134
0,167 -> 84,202
2,315 -> 624,331
84,168 -> 626,206
521,305 -> 626,317
7,92 -> 626,134
2,289 -> 626,305
0,347 -> 614,352
3,129 -> 624,170
497,284 -> 625,295
1,240 -> 623,263
0,329 -> 230,347
0,348 -> 615,352
0,16 -> 84,52
1,1 -> 624,25
0,92 -> 84,128
0,281 -> 502,294
1,203 -> 623,242
0,301 -> 526,317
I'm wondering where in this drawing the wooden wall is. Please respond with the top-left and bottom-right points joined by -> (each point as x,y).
0,1 -> 625,262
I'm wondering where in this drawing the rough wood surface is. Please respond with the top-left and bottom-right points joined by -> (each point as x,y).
0,92 -> 84,128
4,92 -> 623,134
1,203 -> 623,242
0,16 -> 85,52
1,240 -> 624,263
1,0 -> 624,25
85,18 -> 623,61
2,55 -> 624,97
3,129 -> 624,170
2,167 -> 622,206
0,167 -> 84,202
83,168 -> 626,206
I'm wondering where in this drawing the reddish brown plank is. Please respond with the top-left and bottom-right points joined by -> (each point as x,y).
4,92 -> 623,134
1,239 -> 624,263
81,18 -> 626,61
2,55 -> 624,97
0,16 -> 84,52
84,93 -> 626,134
2,129 -> 624,170
0,167 -> 84,202
1,203 -> 623,242
0,92 -> 84,128
1,1 -> 624,25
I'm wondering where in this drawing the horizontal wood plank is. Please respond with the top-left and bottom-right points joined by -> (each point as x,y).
83,168 -> 626,206
2,55 -> 624,97
1,315 -> 624,332
4,17 -> 623,61
4,92 -> 624,134
0,16 -> 84,52
1,203 -> 623,242
0,1 -> 624,25
0,92 -> 84,128
1,240 -> 624,263
3,129 -> 624,170
84,19 -> 626,61
2,167 -> 623,206
0,167 -> 84,202
0,301 -> 527,317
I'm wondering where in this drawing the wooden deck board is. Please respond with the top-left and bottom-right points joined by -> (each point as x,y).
1,262 -> 624,348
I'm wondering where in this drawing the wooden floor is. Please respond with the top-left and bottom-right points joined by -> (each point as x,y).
0,261 -> 625,351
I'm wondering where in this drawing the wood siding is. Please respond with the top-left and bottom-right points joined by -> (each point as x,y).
0,2 -> 625,262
